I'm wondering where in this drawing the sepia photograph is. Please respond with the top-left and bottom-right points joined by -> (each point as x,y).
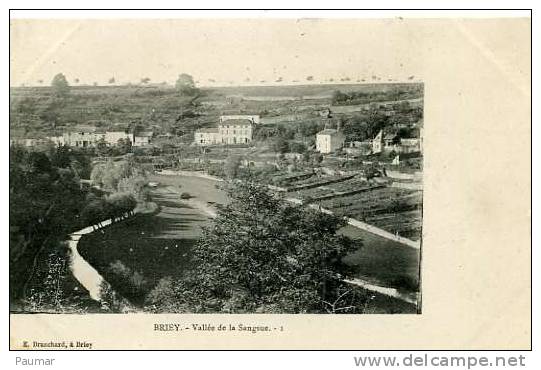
10,18 -> 423,316
7,10 -> 531,352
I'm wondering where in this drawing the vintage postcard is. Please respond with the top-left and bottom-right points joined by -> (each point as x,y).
9,14 -> 531,350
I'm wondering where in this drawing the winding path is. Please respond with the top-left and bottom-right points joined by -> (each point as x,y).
68,214 -> 131,302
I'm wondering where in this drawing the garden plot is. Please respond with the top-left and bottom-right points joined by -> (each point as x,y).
284,174 -> 354,192
319,187 -> 423,241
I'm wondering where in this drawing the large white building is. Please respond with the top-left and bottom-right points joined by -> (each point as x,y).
316,129 -> 345,154
195,115 -> 255,146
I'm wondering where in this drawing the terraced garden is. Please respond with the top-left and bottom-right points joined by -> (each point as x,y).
281,173 -> 423,241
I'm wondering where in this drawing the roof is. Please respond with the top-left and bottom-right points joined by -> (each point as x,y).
196,128 -> 219,133
384,133 -> 398,140
69,125 -> 97,133
317,129 -> 343,136
136,131 -> 154,137
220,112 -> 259,116
218,119 -> 253,126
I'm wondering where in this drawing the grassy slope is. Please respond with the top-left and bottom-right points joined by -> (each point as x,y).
10,82 -> 423,137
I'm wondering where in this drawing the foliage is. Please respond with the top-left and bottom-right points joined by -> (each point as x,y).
224,155 -> 242,179
116,137 -> 132,155
90,159 -> 146,192
24,251 -> 90,313
272,137 -> 290,154
147,181 -> 360,313
332,86 -> 422,106
117,175 -> 149,201
175,73 -> 198,96
288,141 -> 307,154
51,73 -> 70,97
9,146 -> 87,301
107,260 -> 150,302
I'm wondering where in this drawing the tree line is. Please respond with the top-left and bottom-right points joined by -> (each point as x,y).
10,145 -> 145,311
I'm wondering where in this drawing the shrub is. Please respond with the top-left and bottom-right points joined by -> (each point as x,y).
107,260 -> 149,300
180,192 -> 192,199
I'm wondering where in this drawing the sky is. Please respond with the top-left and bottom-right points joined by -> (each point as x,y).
10,18 -> 426,87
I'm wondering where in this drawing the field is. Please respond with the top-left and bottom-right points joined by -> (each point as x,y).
77,173 -> 419,310
78,174 -> 226,304
10,82 -> 423,142
279,172 -> 423,241
340,225 -> 420,291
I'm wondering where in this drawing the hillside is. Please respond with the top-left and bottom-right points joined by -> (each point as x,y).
9,82 -> 423,139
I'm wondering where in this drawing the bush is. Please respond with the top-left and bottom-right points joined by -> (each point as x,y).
180,192 -> 192,199
107,260 -> 149,301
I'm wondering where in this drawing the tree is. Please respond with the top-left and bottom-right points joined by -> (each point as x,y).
224,155 -> 242,179
10,147 -> 86,302
106,192 -> 137,218
289,141 -> 307,154
108,77 -> 115,84
175,74 -> 198,96
306,75 -> 314,81
140,77 -> 151,84
148,182 -> 359,313
117,175 -> 148,201
272,137 -> 289,154
116,138 -> 132,155
96,138 -> 109,156
51,73 -> 70,97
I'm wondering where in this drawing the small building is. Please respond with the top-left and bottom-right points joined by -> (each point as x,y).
46,135 -> 65,146
372,130 -> 422,154
398,138 -> 421,153
63,126 -> 104,148
105,131 -> 133,146
384,133 -> 399,148
194,128 -> 221,146
344,141 -> 372,157
372,130 -> 384,154
315,129 -> 345,154
372,130 -> 398,153
133,131 -> 154,147
10,138 -> 47,147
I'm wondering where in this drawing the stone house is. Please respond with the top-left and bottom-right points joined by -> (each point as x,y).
194,117 -> 254,146
315,129 -> 345,154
